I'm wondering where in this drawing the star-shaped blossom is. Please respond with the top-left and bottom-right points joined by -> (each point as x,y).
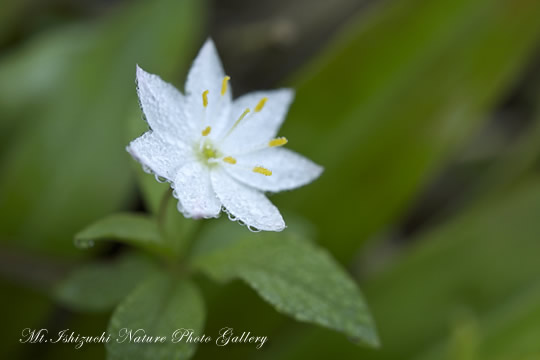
127,39 -> 322,231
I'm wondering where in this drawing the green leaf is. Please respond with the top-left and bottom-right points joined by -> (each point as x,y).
54,252 -> 157,312
478,286 -> 540,360
0,0 -> 205,255
416,283 -> 540,360
74,213 -> 170,257
190,220 -> 379,347
106,272 -> 205,360
258,178 -> 540,360
279,0 -> 540,261
159,193 -> 199,258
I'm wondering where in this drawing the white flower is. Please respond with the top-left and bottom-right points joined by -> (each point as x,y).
127,39 -> 323,232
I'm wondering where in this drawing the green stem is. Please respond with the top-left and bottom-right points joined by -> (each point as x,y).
157,188 -> 172,227
180,219 -> 205,259
155,188 -> 207,269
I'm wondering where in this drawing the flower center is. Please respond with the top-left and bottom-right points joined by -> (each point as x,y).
202,144 -> 217,159
194,81 -> 285,177
197,139 -> 221,166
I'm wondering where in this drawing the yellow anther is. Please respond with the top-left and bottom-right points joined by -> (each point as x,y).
221,76 -> 230,96
201,126 -> 211,136
222,156 -> 237,164
253,166 -> 272,176
268,137 -> 288,147
202,90 -> 209,107
254,97 -> 268,112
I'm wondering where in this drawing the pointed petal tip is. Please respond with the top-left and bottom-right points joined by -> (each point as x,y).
136,64 -> 152,78
197,37 -> 218,56
284,87 -> 295,96
315,163 -> 324,177
255,214 -> 286,232
245,219 -> 286,232
273,88 -> 295,109
125,139 -> 139,157
135,65 -> 148,85
274,221 -> 286,232
124,140 -> 146,167
280,88 -> 295,101
203,37 -> 215,46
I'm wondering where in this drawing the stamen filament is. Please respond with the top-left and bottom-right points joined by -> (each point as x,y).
202,90 -> 209,107
221,76 -> 230,96
221,137 -> 290,157
223,108 -> 250,139
236,108 -> 250,125
253,166 -> 272,176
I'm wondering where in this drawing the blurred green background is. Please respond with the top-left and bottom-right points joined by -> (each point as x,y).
2,0 -> 540,359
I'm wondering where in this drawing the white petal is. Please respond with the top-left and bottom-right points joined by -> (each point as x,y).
220,89 -> 294,154
224,148 -> 323,192
211,167 -> 285,231
136,65 -> 195,144
127,132 -> 192,181
184,39 -> 231,137
172,161 -> 221,219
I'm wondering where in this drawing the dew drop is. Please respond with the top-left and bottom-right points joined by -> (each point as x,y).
247,225 -> 261,233
154,174 -> 167,183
